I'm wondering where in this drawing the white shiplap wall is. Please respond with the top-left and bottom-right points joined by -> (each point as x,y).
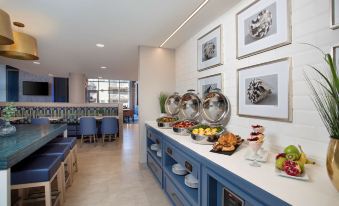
175,0 -> 339,161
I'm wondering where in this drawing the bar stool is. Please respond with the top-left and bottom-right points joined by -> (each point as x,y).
34,144 -> 72,190
31,117 -> 49,125
49,137 -> 78,174
79,117 -> 97,145
11,155 -> 64,206
101,117 -> 118,144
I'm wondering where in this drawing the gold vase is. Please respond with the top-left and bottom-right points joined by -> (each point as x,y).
326,137 -> 339,191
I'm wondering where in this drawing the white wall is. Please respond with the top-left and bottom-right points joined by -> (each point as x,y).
69,73 -> 87,104
175,0 -> 339,161
0,65 -> 6,102
138,46 -> 175,163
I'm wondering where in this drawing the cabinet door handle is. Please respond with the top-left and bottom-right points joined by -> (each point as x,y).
167,147 -> 172,155
156,139 -> 160,144
185,161 -> 192,172
171,193 -> 184,206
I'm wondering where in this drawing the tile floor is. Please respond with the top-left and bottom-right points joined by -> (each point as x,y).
64,123 -> 171,206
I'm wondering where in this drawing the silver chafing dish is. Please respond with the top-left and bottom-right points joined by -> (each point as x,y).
190,90 -> 230,144
172,90 -> 201,135
156,93 -> 180,128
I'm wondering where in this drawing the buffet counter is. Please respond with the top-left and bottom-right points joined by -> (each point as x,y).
145,121 -> 338,206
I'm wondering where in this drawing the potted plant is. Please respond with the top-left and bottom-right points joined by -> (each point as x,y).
0,103 -> 17,137
159,92 -> 168,117
304,45 -> 339,191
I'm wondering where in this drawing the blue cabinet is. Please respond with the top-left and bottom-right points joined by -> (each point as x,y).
145,125 -> 290,206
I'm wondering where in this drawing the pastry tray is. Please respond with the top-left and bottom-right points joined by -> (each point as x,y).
209,140 -> 243,156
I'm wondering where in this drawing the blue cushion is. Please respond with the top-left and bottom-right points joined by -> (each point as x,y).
34,144 -> 71,161
49,137 -> 77,149
11,155 -> 62,185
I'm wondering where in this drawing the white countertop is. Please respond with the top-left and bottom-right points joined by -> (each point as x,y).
146,121 -> 339,206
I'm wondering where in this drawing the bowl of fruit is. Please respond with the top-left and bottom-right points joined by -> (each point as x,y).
188,124 -> 224,145
275,145 -> 315,180
172,120 -> 198,135
156,116 -> 179,128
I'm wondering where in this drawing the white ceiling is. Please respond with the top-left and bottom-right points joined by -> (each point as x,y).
0,0 -> 238,80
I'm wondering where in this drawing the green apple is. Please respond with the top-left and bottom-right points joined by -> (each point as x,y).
275,157 -> 286,170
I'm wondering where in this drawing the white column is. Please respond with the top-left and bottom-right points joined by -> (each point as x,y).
0,169 -> 11,206
68,73 -> 87,104
138,46 -> 175,164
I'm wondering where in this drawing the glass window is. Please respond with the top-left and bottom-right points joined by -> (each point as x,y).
87,79 -> 130,107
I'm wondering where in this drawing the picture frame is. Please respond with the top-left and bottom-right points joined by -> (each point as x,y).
197,73 -> 223,98
236,0 -> 291,59
197,25 -> 223,71
333,44 -> 339,67
237,58 -> 292,121
331,0 -> 339,29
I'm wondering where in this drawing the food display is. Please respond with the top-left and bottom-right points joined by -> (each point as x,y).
157,92 -> 181,128
211,133 -> 243,153
189,125 -> 224,144
247,125 -> 265,167
275,145 -> 315,177
156,116 -> 178,128
172,120 -> 198,135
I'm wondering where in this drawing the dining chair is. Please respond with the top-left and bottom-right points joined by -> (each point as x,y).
31,117 -> 50,125
100,117 -> 118,144
79,117 -> 97,145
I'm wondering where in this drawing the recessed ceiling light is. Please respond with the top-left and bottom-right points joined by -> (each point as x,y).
33,61 -> 40,64
48,73 -> 54,77
96,43 -> 105,48
160,0 -> 209,48
98,76 -> 103,79
100,66 -> 107,69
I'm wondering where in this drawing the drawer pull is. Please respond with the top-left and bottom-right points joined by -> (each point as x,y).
185,161 -> 192,172
171,193 -> 184,206
167,147 -> 172,155
156,139 -> 160,144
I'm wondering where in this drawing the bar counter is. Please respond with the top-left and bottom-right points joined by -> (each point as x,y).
0,124 -> 67,206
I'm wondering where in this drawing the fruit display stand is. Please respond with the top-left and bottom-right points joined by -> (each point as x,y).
145,121 -> 339,206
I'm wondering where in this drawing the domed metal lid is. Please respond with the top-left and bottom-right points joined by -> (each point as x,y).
165,92 -> 181,116
202,90 -> 230,124
179,90 -> 201,120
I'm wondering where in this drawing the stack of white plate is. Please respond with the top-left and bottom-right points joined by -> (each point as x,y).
157,149 -> 162,157
151,144 -> 159,151
172,163 -> 188,176
184,174 -> 198,189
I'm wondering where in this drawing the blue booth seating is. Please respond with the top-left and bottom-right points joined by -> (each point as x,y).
11,155 -> 62,185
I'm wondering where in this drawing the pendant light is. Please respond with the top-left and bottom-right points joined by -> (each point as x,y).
0,9 -> 14,45
0,22 -> 39,60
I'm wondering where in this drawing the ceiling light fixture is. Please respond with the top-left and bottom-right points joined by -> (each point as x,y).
48,73 -> 54,77
33,61 -> 40,64
100,66 -> 107,69
0,22 -> 39,60
98,76 -> 103,79
159,0 -> 209,48
0,9 -> 14,45
96,43 -> 105,48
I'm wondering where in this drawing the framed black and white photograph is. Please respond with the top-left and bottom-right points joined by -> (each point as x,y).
333,45 -> 339,67
331,0 -> 339,29
236,0 -> 291,59
197,25 -> 223,71
237,58 -> 292,121
198,73 -> 223,98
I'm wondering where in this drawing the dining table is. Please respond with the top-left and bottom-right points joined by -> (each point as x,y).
0,117 -> 26,122
0,124 -> 68,206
